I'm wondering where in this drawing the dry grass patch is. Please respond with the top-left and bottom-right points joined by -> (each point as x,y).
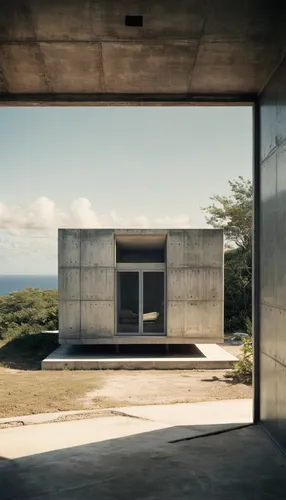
0,368 -> 106,418
0,332 -> 110,418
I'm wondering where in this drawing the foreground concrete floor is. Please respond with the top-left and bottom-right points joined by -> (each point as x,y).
0,400 -> 285,500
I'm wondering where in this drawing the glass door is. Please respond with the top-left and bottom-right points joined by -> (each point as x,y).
116,271 -> 140,334
142,271 -> 165,335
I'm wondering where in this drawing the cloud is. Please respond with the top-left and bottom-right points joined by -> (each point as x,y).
0,197 -> 193,238
0,197 -> 201,272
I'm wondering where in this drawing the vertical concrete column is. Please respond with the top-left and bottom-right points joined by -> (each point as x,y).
166,229 -> 224,341
259,56 -> 286,447
80,229 -> 115,341
58,229 -> 81,343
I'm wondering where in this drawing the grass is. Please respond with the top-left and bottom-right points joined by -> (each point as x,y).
0,369 -> 104,418
0,331 -> 252,419
0,332 -> 106,418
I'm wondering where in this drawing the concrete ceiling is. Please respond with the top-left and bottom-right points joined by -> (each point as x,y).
116,234 -> 166,250
0,0 -> 286,103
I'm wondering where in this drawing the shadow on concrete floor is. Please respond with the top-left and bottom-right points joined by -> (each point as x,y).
1,423 -> 285,500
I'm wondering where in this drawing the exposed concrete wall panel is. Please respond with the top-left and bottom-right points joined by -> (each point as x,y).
81,301 -> 114,337
260,54 -> 286,448
261,305 -> 286,367
58,301 -> 80,338
167,229 -> 223,268
167,268 -> 223,301
58,268 -> 80,301
166,229 -> 224,342
80,229 -> 115,267
167,301 -> 223,337
58,229 -> 80,268
81,267 -> 114,301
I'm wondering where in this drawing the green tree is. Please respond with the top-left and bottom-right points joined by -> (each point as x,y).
0,288 -> 58,341
202,177 -> 252,332
202,176 -> 252,251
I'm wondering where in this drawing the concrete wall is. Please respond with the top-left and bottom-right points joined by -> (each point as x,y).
259,56 -> 286,448
166,229 -> 224,342
59,228 -> 224,344
58,229 -> 115,343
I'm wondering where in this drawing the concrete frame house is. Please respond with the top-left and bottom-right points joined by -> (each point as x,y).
58,228 -> 224,346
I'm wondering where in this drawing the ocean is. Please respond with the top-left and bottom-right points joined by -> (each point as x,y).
0,275 -> 58,296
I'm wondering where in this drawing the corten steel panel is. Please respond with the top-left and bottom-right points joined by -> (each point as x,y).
80,229 -> 115,268
167,229 -> 223,268
58,268 -> 80,301
58,229 -> 80,268
167,268 -> 223,301
58,301 -> 80,340
167,301 -> 223,338
260,54 -> 286,448
81,301 -> 114,337
81,267 -> 115,301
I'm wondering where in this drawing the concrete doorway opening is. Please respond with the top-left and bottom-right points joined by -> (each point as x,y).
1,1 -> 286,497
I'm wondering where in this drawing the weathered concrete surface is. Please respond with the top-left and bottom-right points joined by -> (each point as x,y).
58,229 -> 115,343
41,343 -> 237,370
259,49 -> 286,449
0,1 -> 286,101
58,228 -> 224,344
0,398 -> 251,426
167,229 -> 224,341
0,400 -> 252,455
113,399 -> 252,426
0,400 -> 285,500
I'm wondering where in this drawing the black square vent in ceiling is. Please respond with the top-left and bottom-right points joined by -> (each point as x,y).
125,15 -> 143,27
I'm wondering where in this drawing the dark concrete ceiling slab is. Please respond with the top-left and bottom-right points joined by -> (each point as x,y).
0,0 -> 285,103
189,41 -> 281,93
102,42 -> 197,93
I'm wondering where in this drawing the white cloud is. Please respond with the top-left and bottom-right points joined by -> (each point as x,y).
0,197 -> 193,236
0,197 -> 202,272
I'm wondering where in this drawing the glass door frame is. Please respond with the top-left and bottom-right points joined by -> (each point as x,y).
115,263 -> 166,336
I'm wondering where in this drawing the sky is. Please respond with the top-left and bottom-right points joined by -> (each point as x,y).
0,106 -> 252,274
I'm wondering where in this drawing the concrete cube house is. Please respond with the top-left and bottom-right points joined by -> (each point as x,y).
58,229 -> 224,345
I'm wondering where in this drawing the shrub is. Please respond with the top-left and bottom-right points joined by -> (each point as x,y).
0,288 -> 58,342
232,336 -> 253,384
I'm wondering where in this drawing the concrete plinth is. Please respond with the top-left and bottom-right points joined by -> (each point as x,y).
41,344 -> 237,370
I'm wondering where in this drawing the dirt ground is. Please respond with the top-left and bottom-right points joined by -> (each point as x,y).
0,342 -> 252,419
82,369 -> 252,409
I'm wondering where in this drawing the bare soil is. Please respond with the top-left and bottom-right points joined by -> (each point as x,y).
83,369 -> 252,408
0,342 -> 251,419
